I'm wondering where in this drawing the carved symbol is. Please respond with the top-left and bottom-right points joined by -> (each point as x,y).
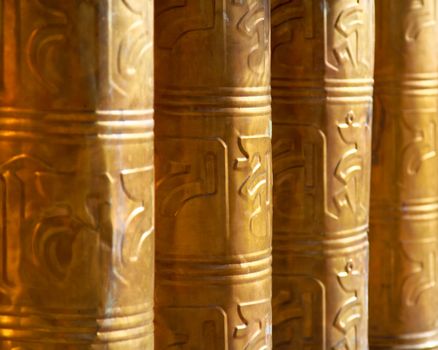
0,155 -> 91,287
159,154 -> 217,217
333,112 -> 364,216
156,307 -> 227,349
272,0 -> 314,39
333,2 -> 364,68
156,138 -> 228,245
273,277 -> 325,349
0,155 -> 55,291
27,0 -> 69,93
332,260 -> 363,350
401,111 -> 437,177
235,135 -> 271,238
233,0 -> 269,73
111,0 -> 152,97
31,169 -> 108,282
405,0 -> 437,41
272,0 -> 315,71
273,130 -> 315,231
114,166 -> 154,285
32,203 -> 90,281
401,239 -> 436,306
273,290 -> 313,348
234,299 -> 271,350
156,0 -> 216,49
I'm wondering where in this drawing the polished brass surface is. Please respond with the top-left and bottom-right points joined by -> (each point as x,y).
154,0 -> 272,348
370,1 -> 438,349
0,1 -> 154,348
271,0 -> 374,348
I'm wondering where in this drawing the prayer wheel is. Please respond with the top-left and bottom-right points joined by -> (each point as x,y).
154,0 -> 272,348
271,0 -> 374,348
370,1 -> 438,348
0,0 -> 154,348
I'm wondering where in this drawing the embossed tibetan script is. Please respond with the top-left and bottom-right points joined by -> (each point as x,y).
0,1 -> 154,348
370,1 -> 438,348
155,0 -> 272,348
272,0 -> 374,349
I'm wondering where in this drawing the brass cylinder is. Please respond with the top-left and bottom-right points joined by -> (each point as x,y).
271,0 -> 374,348
370,1 -> 438,348
154,0 -> 272,348
0,1 -> 154,348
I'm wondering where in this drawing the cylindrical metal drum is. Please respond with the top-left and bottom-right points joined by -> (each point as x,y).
154,0 -> 272,348
271,0 -> 374,348
370,1 -> 438,348
0,1 -> 154,348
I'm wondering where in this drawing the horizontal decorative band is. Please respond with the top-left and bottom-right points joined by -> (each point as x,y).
272,78 -> 374,87
0,108 -> 154,120
0,305 -> 153,344
272,78 -> 374,103
375,77 -> 438,96
273,229 -> 369,257
156,86 -> 270,96
370,329 -> 438,350
371,198 -> 438,221
156,248 -> 271,264
0,109 -> 154,141
156,87 -> 271,117
156,254 -> 272,284
155,106 -> 271,118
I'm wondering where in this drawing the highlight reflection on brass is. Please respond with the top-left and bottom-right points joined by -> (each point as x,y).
154,0 -> 272,348
370,1 -> 438,348
271,0 -> 374,348
0,1 -> 154,348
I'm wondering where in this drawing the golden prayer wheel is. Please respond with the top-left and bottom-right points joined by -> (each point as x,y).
154,0 -> 272,348
271,0 -> 374,348
370,1 -> 438,348
0,1 -> 154,348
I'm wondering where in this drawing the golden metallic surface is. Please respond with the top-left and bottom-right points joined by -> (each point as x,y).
271,0 -> 374,348
0,1 -> 154,348
154,0 -> 272,348
369,1 -> 438,348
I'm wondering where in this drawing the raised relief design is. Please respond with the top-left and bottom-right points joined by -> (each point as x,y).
0,153 -> 152,288
31,171 -> 99,282
232,0 -> 269,73
405,0 -> 437,42
401,239 -> 437,307
156,137 -> 229,242
333,260 -> 363,350
0,155 -> 83,290
272,0 -> 316,72
27,0 -> 69,93
159,155 -> 216,217
325,0 -> 370,72
109,0 -> 152,98
273,126 -> 321,234
114,166 -> 154,285
157,138 -> 223,217
327,111 -> 366,220
156,307 -> 227,349
235,135 -> 271,238
0,155 -> 103,292
273,277 -> 324,349
156,0 -> 216,49
401,110 -> 437,177
234,299 -> 271,349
